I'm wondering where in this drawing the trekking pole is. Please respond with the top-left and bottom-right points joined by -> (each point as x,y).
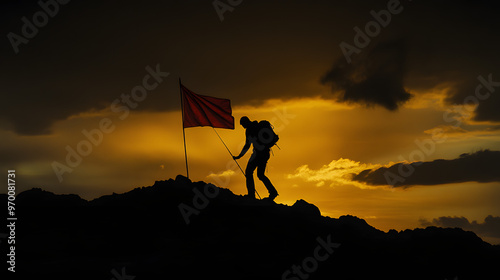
212,128 -> 261,199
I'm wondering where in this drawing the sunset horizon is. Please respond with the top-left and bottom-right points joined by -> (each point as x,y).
2,1 -> 500,278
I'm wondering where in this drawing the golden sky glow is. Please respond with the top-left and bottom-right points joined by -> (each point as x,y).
2,0 -> 500,245
3,94 -> 499,243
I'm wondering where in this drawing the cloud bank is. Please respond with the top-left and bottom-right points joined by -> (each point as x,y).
420,215 -> 500,239
321,40 -> 412,111
352,150 -> 500,187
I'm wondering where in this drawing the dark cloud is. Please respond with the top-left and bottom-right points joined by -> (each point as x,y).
352,150 -> 500,187
321,0 -> 500,118
464,78 -> 500,123
1,0 -> 340,135
1,1 -> 183,135
321,40 -> 411,111
442,72 -> 500,123
420,215 -> 500,239
2,0 -> 500,135
402,2 -> 500,122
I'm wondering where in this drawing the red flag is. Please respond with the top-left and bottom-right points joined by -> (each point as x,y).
181,84 -> 234,129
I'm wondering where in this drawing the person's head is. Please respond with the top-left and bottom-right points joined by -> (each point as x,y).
240,116 -> 251,128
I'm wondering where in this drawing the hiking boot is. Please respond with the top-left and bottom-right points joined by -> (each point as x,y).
267,192 -> 278,201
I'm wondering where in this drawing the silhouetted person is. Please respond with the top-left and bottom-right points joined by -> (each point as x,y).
233,116 -> 279,200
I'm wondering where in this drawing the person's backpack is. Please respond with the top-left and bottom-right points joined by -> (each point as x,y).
256,120 -> 279,149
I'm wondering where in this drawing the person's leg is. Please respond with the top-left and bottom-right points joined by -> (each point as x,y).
256,153 -> 278,197
245,154 -> 258,198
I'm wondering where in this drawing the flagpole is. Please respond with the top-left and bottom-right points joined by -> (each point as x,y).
212,127 -> 244,175
179,78 -> 189,179
212,127 -> 261,199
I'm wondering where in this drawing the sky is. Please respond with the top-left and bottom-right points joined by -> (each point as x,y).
1,0 -> 500,244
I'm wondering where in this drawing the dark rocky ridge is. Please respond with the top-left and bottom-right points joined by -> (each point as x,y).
1,175 -> 499,279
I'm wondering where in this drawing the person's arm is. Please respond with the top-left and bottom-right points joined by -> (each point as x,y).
233,138 -> 250,160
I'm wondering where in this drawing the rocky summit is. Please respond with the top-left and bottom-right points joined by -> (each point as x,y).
1,175 -> 499,280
